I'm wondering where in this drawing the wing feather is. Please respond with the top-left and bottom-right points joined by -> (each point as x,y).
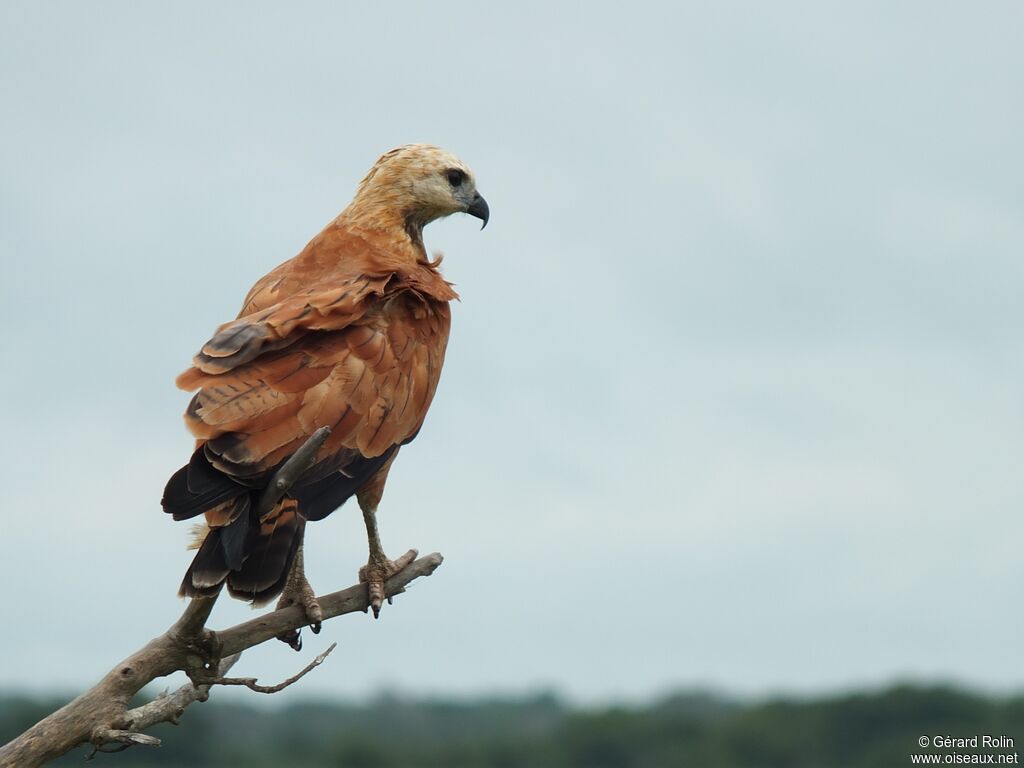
175,258 -> 450,520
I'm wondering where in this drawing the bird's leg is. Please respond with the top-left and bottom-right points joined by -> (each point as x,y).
275,542 -> 323,651
357,500 -> 417,619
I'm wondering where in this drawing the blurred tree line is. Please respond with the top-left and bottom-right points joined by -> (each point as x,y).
2,684 -> 1022,767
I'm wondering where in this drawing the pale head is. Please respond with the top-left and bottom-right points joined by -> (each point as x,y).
341,144 -> 489,239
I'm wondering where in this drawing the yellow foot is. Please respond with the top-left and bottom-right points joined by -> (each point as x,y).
275,575 -> 323,651
359,548 -> 417,618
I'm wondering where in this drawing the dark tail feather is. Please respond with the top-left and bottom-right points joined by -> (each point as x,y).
178,494 -> 254,598
219,495 -> 252,571
179,526 -> 230,598
168,440 -> 303,604
226,499 -> 304,606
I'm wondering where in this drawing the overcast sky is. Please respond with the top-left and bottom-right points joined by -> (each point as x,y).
1,1 -> 1022,704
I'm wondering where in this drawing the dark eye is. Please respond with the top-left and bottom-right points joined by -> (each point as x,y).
446,169 -> 465,188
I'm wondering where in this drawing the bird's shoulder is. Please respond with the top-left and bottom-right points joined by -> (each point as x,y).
239,224 -> 457,318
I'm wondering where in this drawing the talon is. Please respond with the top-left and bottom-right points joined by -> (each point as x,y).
276,591 -> 322,649
275,545 -> 322,649
278,628 -> 303,652
359,548 -> 418,618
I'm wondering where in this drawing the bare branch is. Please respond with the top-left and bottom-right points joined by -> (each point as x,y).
121,653 -> 242,733
213,642 -> 337,694
218,551 -> 443,656
0,553 -> 443,767
86,731 -> 160,760
170,594 -> 219,640
0,427 -> 441,768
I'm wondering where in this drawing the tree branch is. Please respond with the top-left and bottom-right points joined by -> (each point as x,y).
0,428 -> 444,767
0,553 -> 442,767
212,642 -> 337,694
218,551 -> 443,656
121,652 -> 242,732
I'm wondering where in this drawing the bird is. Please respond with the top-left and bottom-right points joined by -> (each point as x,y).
161,144 -> 488,644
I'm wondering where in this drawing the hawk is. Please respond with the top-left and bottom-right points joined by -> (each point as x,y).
161,145 -> 488,641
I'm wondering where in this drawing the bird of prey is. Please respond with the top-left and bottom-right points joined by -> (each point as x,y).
161,145 -> 488,639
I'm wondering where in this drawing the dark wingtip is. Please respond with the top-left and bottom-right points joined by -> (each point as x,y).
162,447 -> 247,520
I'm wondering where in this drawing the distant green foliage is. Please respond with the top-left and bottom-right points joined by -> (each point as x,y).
2,685 -> 1022,767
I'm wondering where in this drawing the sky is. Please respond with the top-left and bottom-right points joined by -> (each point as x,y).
0,1 -> 1022,705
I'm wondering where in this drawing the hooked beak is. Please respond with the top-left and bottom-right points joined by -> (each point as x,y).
466,192 -> 490,229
